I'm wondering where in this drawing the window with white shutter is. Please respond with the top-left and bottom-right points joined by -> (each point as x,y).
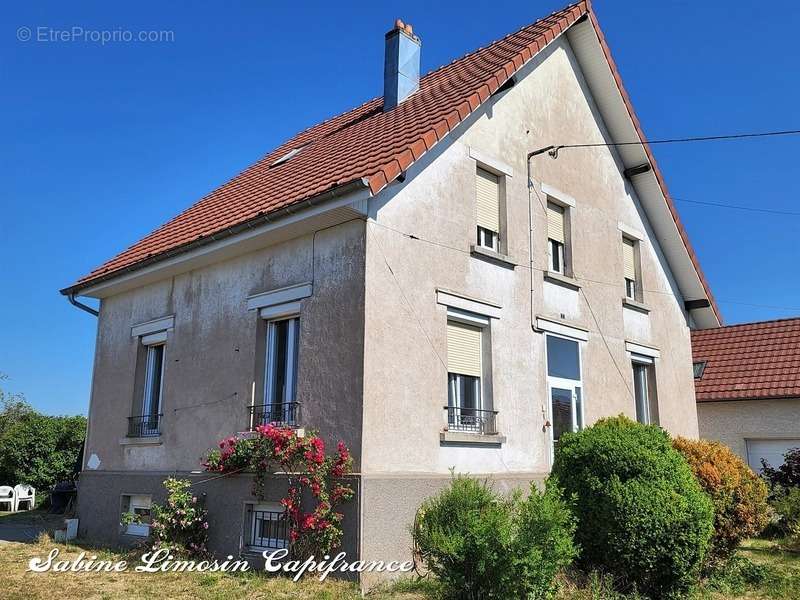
622,237 -> 639,300
446,318 -> 487,433
547,201 -> 568,274
476,167 -> 501,251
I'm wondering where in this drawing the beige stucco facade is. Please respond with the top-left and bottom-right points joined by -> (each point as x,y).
357,36 -> 699,580
697,399 -> 800,462
76,28 -> 704,585
83,219 -> 367,474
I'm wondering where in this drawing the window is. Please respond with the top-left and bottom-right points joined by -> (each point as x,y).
446,312 -> 494,434
476,167 -> 501,251
632,356 -> 659,425
547,201 -> 568,274
121,494 -> 152,536
693,361 -> 707,379
131,335 -> 165,437
622,236 -> 640,300
245,503 -> 288,550
546,335 -> 583,459
259,316 -> 300,426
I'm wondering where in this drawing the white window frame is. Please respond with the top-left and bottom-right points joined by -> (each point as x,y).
477,226 -> 499,252
630,352 -> 658,425
548,238 -> 566,274
122,494 -> 152,537
262,313 -> 300,425
139,330 -> 167,435
473,157 -> 507,254
546,199 -> 571,275
544,333 -> 585,464
446,308 -> 491,434
622,235 -> 641,301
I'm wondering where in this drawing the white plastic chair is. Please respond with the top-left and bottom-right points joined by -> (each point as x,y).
13,485 -> 34,511
0,486 -> 15,512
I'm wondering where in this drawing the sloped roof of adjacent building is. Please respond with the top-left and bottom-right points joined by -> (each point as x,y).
692,317 -> 800,402
62,0 -> 720,326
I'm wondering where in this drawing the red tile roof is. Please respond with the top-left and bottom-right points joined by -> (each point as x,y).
692,317 -> 800,402
64,0 -> 718,323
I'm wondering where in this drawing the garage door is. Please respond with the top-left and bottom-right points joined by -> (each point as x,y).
746,439 -> 800,472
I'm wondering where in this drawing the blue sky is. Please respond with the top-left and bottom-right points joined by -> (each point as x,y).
2,1 -> 799,415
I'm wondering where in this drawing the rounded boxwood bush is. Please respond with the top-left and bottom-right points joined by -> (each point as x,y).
551,416 -> 714,599
413,475 -> 577,599
673,437 -> 769,564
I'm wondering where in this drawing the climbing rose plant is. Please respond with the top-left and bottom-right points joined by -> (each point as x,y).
203,424 -> 354,557
150,477 -> 210,558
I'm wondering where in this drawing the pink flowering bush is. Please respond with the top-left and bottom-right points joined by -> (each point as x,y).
149,477 -> 210,558
204,425 -> 354,557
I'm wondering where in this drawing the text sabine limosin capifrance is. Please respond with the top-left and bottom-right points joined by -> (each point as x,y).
27,547 -> 414,581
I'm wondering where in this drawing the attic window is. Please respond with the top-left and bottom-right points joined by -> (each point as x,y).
270,146 -> 304,167
693,361 -> 707,379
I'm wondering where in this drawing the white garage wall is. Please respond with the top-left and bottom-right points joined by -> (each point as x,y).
697,398 -> 800,464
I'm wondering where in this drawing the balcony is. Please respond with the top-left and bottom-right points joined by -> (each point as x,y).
445,405 -> 498,435
441,406 -> 504,445
248,402 -> 301,430
127,414 -> 162,438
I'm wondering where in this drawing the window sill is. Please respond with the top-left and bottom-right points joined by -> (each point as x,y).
622,297 -> 651,314
543,271 -> 581,290
440,431 -> 506,446
119,436 -> 162,446
469,245 -> 516,269
122,524 -> 151,537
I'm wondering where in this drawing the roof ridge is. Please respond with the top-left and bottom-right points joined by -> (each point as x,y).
693,315 -> 800,333
418,2 -> 584,82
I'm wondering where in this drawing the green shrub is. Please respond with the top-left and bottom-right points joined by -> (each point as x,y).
703,554 -> 769,596
773,487 -> 800,550
0,408 -> 86,494
150,478 -> 210,557
413,475 -> 576,599
673,437 -> 770,563
551,416 -> 714,599
762,447 -> 800,490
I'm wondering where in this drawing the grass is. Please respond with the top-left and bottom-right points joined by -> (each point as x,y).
0,533 -> 797,599
0,533 -> 431,600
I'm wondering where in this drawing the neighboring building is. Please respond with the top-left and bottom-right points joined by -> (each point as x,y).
62,0 -> 721,584
693,318 -> 800,472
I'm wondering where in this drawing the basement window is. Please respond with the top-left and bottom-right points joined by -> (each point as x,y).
121,494 -> 152,537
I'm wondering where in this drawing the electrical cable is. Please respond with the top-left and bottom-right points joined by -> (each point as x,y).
546,128 -> 800,157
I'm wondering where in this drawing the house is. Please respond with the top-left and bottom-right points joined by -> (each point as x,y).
693,318 -> 800,472
61,0 -> 721,585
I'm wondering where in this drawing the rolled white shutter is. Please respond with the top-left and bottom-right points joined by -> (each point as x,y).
447,321 -> 482,377
547,202 -> 565,243
476,168 -> 500,233
623,237 -> 636,280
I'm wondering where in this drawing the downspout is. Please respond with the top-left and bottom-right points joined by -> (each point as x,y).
526,145 -> 554,327
526,145 -> 556,455
67,292 -> 99,317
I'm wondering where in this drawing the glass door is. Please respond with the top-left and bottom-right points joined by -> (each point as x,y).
545,334 -> 584,465
548,380 -> 582,461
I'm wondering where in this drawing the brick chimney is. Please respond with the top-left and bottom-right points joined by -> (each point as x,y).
383,19 -> 421,111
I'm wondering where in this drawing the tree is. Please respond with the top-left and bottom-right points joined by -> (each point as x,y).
0,374 -> 86,496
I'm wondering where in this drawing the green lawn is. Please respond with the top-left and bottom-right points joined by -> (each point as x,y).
0,524 -> 797,600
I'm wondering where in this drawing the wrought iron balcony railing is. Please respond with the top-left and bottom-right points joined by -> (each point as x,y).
444,406 -> 498,435
249,402 -> 301,430
127,414 -> 162,437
